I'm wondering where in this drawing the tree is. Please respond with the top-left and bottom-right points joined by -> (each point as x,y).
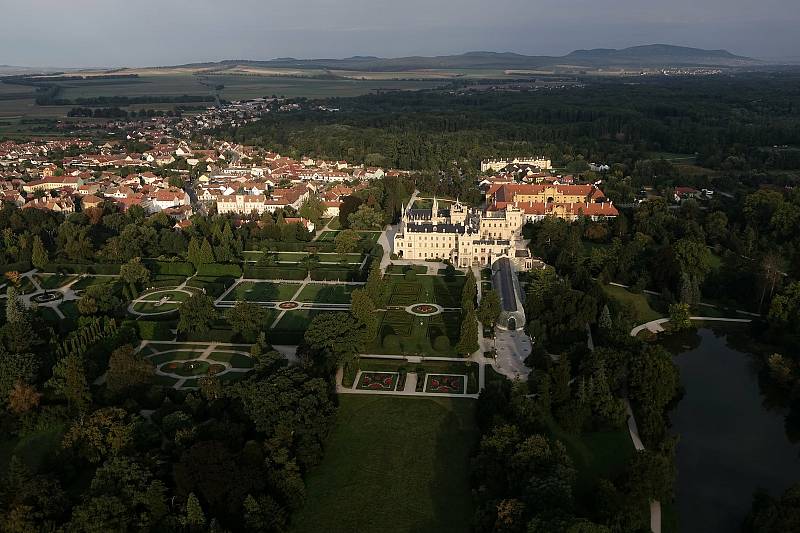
106,345 -> 154,397
456,308 -> 479,355
7,381 -> 41,415
350,288 -> 378,339
668,302 -> 692,331
298,195 -> 325,225
461,268 -> 477,311
744,483 -> 800,533
46,354 -> 91,412
348,205 -> 384,230
334,229 -> 361,254
178,294 -> 217,336
0,349 -> 37,407
304,312 -> 366,366
119,257 -> 150,286
628,345 -> 680,444
338,196 -> 363,229
365,260 -> 388,307
478,289 -> 501,327
243,494 -> 287,533
62,407 -> 134,463
199,238 -> 216,264
184,493 -> 206,530
226,300 -> 268,341
77,283 -> 122,315
31,236 -> 48,270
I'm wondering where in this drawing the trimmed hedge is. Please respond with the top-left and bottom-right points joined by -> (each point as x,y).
43,262 -> 121,275
261,241 -> 336,253
310,268 -> 363,282
145,260 -> 195,277
243,266 -> 307,280
0,261 -> 32,274
185,328 -> 236,342
196,263 -> 242,278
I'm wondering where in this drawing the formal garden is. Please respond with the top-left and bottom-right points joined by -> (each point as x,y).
139,342 -> 255,389
356,371 -> 398,391
424,374 -> 466,394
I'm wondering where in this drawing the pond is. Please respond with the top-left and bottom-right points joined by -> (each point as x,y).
666,327 -> 800,532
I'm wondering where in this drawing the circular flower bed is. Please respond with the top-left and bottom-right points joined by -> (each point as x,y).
208,363 -> 226,374
278,301 -> 299,310
163,360 -> 211,377
31,292 -> 62,303
410,304 -> 437,315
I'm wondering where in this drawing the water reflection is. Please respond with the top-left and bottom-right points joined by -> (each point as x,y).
666,327 -> 800,533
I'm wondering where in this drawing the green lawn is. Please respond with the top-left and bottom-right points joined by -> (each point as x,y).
327,217 -> 342,230
70,276 -> 116,290
318,230 -> 341,241
35,274 -> 76,290
601,284 -> 663,323
292,396 -> 477,533
546,417 -> 635,499
226,281 -> 302,302
296,283 -> 356,304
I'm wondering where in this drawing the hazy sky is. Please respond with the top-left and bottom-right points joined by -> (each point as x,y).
1,0 -> 798,67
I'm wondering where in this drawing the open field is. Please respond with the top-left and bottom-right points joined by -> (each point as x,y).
601,284 -> 664,323
291,396 -> 477,533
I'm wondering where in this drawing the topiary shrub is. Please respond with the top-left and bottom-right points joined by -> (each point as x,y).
433,335 -> 451,353
382,334 -> 401,352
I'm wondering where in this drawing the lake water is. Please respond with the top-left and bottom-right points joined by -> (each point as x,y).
668,327 -> 800,533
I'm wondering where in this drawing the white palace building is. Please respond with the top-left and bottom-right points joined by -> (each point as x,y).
392,198 -> 534,269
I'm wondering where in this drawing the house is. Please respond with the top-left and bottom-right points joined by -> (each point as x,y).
81,194 -> 104,210
674,187 -> 700,202
22,176 -> 83,193
150,188 -> 190,212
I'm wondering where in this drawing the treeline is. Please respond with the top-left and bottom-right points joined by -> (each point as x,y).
219,73 -> 800,173
39,93 -> 216,107
67,107 -> 185,119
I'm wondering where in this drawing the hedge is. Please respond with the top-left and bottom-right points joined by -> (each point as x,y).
0,261 -> 32,274
43,262 -> 121,275
310,269 -> 363,282
196,263 -> 242,278
261,241 -> 336,253
243,266 -> 307,280
145,260 -> 195,277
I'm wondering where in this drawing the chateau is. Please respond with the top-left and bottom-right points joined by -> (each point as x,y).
393,183 -> 617,268
485,183 -> 619,221
393,198 -> 533,269
480,157 -> 552,173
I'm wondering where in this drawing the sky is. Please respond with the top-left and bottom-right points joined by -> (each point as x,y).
1,0 -> 799,67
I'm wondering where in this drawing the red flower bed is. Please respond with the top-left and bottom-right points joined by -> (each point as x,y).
357,372 -> 397,391
426,374 -> 465,393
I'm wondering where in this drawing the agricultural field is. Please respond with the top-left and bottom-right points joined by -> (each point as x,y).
291,396 -> 477,533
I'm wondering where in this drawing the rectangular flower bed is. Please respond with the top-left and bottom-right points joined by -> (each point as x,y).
356,372 -> 398,392
425,374 -> 466,394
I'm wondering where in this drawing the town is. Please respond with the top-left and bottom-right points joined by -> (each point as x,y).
2,35 -> 800,533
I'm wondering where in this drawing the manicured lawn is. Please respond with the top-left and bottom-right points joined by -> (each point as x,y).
132,301 -> 180,314
291,396 -> 477,533
274,309 -> 327,331
546,417 -> 635,498
58,300 -> 80,319
226,281 -> 301,302
148,350 -> 204,365
71,276 -> 114,290
386,264 -> 427,275
208,351 -> 255,369
601,284 -> 663,323
138,289 -> 192,302
318,230 -> 340,241
35,274 -> 76,290
357,231 -> 381,242
327,217 -> 342,230
296,283 -> 356,304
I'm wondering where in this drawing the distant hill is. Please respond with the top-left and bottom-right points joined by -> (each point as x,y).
171,45 -> 761,72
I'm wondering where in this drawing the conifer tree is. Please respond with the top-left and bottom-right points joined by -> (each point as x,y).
31,235 -> 49,271
456,308 -> 479,355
